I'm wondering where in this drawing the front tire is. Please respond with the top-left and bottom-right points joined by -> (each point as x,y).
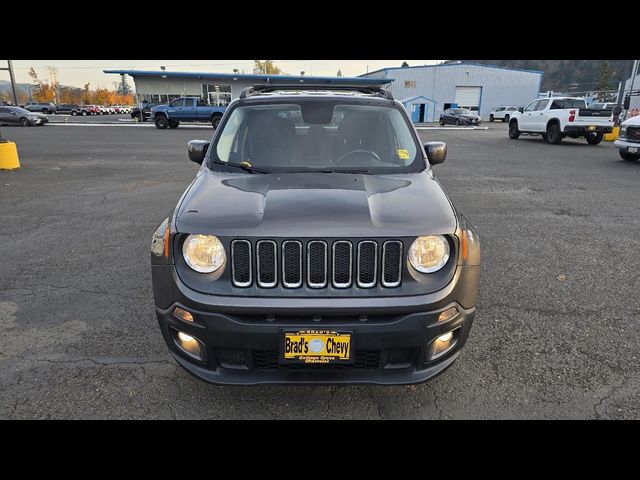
585,132 -> 604,145
508,120 -> 520,139
211,115 -> 222,129
504,114 -> 510,123
455,118 -> 460,126
489,115 -> 494,122
19,117 -> 30,127
439,117 -> 445,126
155,115 -> 169,129
168,120 -> 180,129
620,151 -> 640,161
82,110 -> 87,116
545,123 -> 563,144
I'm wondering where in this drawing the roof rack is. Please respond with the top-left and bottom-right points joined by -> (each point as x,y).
240,84 -> 394,100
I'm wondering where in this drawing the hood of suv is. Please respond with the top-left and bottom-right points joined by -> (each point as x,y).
175,170 -> 458,237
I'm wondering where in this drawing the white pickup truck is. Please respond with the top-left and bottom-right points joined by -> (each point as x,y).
508,96 -> 613,145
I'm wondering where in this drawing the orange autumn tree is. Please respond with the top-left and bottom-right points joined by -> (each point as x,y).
28,67 -> 58,103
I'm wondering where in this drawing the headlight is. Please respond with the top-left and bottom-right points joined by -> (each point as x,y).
620,126 -> 627,137
182,234 -> 225,273
408,235 -> 450,273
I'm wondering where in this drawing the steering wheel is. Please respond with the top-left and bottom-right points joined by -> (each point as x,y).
335,149 -> 381,165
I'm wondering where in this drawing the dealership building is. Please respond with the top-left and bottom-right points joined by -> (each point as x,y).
361,62 -> 543,122
103,69 -> 392,107
105,62 -> 543,122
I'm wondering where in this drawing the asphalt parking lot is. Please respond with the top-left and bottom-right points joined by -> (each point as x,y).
1,122 -> 639,419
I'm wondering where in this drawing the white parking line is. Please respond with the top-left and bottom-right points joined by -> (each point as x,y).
415,126 -> 489,131
48,123 -> 214,129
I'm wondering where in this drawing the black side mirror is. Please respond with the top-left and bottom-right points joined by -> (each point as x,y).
518,107 -> 524,113
188,140 -> 210,165
612,105 -> 622,115
424,141 -> 447,165
623,96 -> 631,110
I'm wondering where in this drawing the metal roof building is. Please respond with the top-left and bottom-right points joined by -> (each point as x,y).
103,69 -> 393,106
361,62 -> 544,122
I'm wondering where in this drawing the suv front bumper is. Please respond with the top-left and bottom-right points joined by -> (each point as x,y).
152,264 -> 479,385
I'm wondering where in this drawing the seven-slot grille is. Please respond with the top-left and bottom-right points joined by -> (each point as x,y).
627,126 -> 640,142
231,239 -> 403,289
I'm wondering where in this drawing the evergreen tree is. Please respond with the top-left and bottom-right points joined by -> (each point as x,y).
401,61 -> 409,68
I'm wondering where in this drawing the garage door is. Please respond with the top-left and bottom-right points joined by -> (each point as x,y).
455,86 -> 482,109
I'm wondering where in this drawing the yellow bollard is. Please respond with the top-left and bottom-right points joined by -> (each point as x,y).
605,126 -> 620,142
0,141 -> 20,170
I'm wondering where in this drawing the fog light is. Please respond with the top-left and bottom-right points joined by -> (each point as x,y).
437,332 -> 453,343
429,328 -> 459,360
438,307 -> 458,322
174,329 -> 204,360
178,331 -> 194,343
174,307 -> 194,322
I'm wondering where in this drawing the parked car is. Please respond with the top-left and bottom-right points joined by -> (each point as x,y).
0,106 -> 48,126
120,105 -> 132,114
614,114 -> 640,161
152,97 -> 226,129
131,102 -> 161,122
489,106 -> 518,122
56,103 -> 81,115
150,84 -> 481,385
588,102 -> 617,111
508,96 -> 613,145
97,106 -> 108,115
439,108 -> 481,126
79,105 -> 99,115
22,102 -> 56,114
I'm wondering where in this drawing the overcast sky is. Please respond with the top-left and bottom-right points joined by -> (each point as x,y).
4,60 -> 443,88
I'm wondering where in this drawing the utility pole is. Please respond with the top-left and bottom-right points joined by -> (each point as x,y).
0,60 -> 19,105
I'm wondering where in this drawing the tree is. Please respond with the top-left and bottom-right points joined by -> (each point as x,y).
401,61 -> 409,68
28,66 -> 58,102
117,75 -> 131,95
83,83 -> 91,104
336,69 -> 343,77
253,60 -> 285,75
596,60 -> 613,92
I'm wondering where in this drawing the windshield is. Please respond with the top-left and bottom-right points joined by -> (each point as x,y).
13,107 -> 32,114
210,100 -> 424,173
453,108 -> 473,115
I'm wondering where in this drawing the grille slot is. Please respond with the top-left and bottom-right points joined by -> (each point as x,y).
231,240 -> 251,287
332,241 -> 353,288
382,240 -> 403,287
357,241 -> 378,288
256,240 -> 277,288
307,241 -> 328,288
282,240 -> 302,288
627,127 -> 640,142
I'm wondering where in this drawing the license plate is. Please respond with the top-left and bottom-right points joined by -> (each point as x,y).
588,125 -> 596,131
629,147 -> 639,153
282,330 -> 352,364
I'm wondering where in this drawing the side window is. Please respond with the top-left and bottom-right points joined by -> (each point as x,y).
507,107 -> 516,111
524,100 -> 539,112
184,98 -> 196,108
170,99 -> 185,107
496,107 -> 505,112
0,108 -> 9,114
536,99 -> 549,111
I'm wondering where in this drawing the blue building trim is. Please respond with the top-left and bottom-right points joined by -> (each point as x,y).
103,69 -> 393,85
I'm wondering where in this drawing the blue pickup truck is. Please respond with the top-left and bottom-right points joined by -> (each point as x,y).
152,97 -> 226,129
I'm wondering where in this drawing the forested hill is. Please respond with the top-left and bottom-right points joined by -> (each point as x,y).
445,60 -> 634,91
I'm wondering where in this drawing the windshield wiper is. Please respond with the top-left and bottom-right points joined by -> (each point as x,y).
209,159 -> 270,174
